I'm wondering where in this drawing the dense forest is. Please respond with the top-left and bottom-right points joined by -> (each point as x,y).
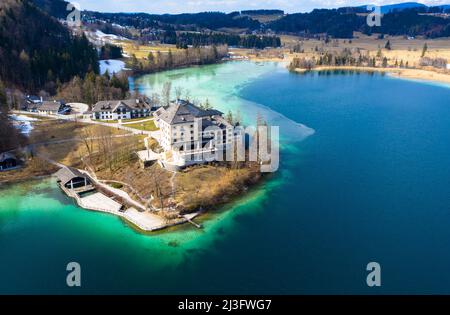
31,0 -> 68,18
0,0 -> 99,92
241,9 -> 284,15
269,9 -> 365,38
100,44 -> 123,59
270,8 -> 450,38
0,81 -> 27,152
361,9 -> 450,38
85,11 -> 260,31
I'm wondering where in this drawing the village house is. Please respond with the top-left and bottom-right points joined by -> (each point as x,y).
91,98 -> 153,120
37,100 -> 67,115
55,167 -> 93,191
21,95 -> 42,112
26,95 -> 42,104
22,97 -> 68,115
152,99 -> 235,170
0,152 -> 19,171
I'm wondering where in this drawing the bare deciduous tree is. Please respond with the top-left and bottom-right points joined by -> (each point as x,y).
162,82 -> 172,106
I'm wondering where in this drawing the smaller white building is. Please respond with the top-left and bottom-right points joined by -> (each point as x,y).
91,98 -> 152,121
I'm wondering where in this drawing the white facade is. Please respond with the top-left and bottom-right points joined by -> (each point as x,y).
153,101 -> 235,170
92,99 -> 152,121
157,117 -> 234,154
93,108 -> 132,120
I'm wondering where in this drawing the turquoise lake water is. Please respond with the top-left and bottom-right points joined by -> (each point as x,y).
1,62 -> 450,294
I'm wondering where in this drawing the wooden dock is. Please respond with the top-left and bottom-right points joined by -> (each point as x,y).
183,214 -> 203,229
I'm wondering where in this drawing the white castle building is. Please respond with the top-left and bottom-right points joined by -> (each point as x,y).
153,99 -> 235,170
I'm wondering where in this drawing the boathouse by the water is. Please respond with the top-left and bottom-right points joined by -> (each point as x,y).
55,167 -> 92,190
0,152 -> 19,171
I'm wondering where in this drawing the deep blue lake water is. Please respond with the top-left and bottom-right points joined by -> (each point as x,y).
1,62 -> 450,294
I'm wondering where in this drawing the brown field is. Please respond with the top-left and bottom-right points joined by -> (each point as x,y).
175,163 -> 262,212
117,40 -> 182,60
0,121 -> 131,183
28,120 -> 127,144
0,157 -> 58,184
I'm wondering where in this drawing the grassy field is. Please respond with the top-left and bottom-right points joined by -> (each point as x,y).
97,117 -> 153,124
117,40 -> 182,60
125,120 -> 158,131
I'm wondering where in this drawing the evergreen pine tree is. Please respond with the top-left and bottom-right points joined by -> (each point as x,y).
0,80 -> 7,108
385,40 -> 391,50
422,43 -> 428,57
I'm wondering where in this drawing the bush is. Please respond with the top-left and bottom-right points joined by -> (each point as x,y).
110,182 -> 123,189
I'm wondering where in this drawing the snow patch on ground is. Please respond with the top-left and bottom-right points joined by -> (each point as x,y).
99,59 -> 126,75
95,30 -> 126,41
9,114 -> 37,135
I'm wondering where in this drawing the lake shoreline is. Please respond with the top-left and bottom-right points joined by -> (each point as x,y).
3,60 -> 450,293
293,66 -> 450,86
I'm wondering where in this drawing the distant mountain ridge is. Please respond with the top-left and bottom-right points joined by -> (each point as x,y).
30,0 -> 450,39
362,2 -> 450,14
365,2 -> 427,14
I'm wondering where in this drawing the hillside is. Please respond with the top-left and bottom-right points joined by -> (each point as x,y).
0,0 -> 99,92
269,7 -> 450,38
31,0 -> 450,39
268,9 -> 365,38
377,2 -> 427,14
361,9 -> 450,37
31,0 -> 69,18
85,11 -> 261,31
239,9 -> 285,23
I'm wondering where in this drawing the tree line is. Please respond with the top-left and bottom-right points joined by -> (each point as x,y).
128,45 -> 229,74
0,80 -> 27,152
169,32 -> 281,49
288,49 -> 415,70
85,11 -> 260,31
100,44 -> 124,60
56,72 -> 130,105
270,8 -> 450,38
